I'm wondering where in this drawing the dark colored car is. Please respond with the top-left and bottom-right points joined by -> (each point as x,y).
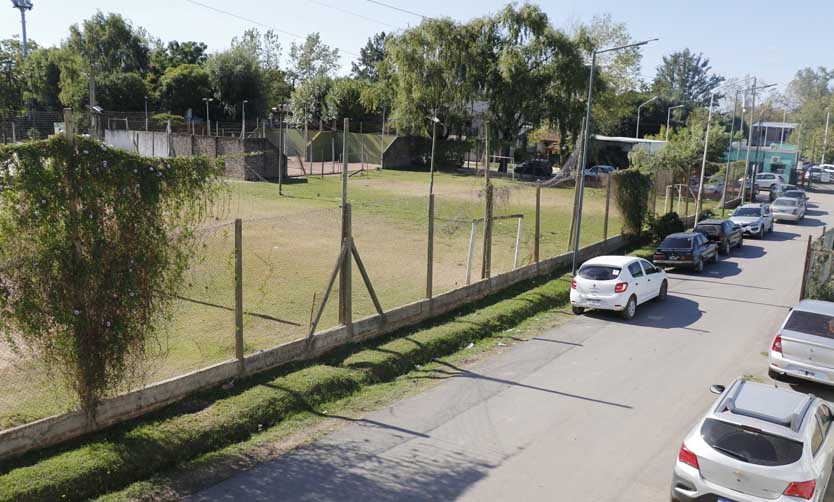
694,219 -> 743,255
769,183 -> 787,201
584,165 -> 615,180
653,232 -> 718,273
514,159 -> 552,177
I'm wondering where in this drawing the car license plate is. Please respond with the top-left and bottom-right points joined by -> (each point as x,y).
669,255 -> 679,261
587,299 -> 601,305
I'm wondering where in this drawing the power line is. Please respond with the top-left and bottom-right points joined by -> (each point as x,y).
365,0 -> 430,20
183,0 -> 360,57
307,0 -> 400,30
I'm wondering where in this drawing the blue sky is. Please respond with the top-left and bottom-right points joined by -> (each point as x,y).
2,0 -> 831,90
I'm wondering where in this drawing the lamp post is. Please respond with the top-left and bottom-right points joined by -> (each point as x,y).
240,99 -> 248,140
720,89 -> 742,217
144,96 -> 149,131
636,95 -> 657,138
572,38 -> 658,275
428,113 -> 444,194
11,1 -> 33,59
820,110 -> 831,164
202,97 -> 213,136
665,104 -> 684,142
740,82 -> 777,204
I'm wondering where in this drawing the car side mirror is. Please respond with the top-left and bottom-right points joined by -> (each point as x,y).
709,385 -> 726,395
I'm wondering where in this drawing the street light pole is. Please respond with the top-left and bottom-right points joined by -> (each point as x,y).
572,38 -> 658,275
666,104 -> 684,142
202,97 -> 213,137
11,1 -> 33,59
636,95 -> 657,138
240,99 -> 248,140
429,113 -> 439,194
720,90 -> 741,217
144,96 -> 149,131
823,110 -> 830,164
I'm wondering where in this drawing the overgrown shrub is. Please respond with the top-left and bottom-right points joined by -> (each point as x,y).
0,135 -> 223,412
612,168 -> 653,236
647,211 -> 685,243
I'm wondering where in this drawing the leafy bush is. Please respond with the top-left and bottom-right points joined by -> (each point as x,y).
0,135 -> 223,412
646,212 -> 685,243
612,169 -> 653,236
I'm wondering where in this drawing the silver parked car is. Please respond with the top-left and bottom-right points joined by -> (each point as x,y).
730,203 -> 775,238
771,197 -> 806,222
672,378 -> 834,502
770,300 -> 834,386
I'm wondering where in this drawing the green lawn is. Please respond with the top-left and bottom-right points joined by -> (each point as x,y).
0,169 -> 621,429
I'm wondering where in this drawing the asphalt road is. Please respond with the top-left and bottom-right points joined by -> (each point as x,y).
191,192 -> 834,502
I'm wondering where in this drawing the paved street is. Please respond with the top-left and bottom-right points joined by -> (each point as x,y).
192,191 -> 834,502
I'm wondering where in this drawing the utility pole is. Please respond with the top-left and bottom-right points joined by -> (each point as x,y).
742,78 -> 757,204
823,110 -> 830,164
720,90 -> 740,217
240,99 -> 248,140
380,107 -> 386,169
202,97 -> 213,137
11,1 -> 33,59
144,96 -> 149,131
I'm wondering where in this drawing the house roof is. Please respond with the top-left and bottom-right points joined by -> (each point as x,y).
593,135 -> 667,144
755,122 -> 799,129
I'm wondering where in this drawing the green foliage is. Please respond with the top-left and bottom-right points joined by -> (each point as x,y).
289,76 -> 332,125
651,49 -> 724,110
287,33 -> 340,87
324,78 -> 375,125
95,72 -> 149,111
352,32 -> 389,82
158,64 -> 211,116
646,211 -> 685,243
612,168 -> 653,235
0,135 -> 222,412
150,41 -> 207,74
22,47 -> 64,110
0,39 -> 28,115
150,113 -> 185,127
205,46 -> 266,120
66,12 -> 150,75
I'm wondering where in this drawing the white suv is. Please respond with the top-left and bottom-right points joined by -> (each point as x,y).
672,378 -> 834,501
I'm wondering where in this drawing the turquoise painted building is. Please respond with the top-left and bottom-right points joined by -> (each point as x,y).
725,143 -> 801,183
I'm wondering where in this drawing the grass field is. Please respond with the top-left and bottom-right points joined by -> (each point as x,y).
0,169 -> 621,430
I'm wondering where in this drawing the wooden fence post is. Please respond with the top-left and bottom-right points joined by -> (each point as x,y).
426,193 -> 435,298
481,184 -> 494,279
234,219 -> 244,374
339,118 -> 352,332
535,182 -> 541,264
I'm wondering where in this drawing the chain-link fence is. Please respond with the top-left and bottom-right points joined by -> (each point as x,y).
802,227 -> 834,301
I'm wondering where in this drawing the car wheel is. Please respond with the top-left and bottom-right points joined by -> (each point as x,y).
710,252 -> 718,264
657,280 -> 668,301
758,227 -> 765,239
621,295 -> 637,320
722,241 -> 731,255
737,237 -> 743,248
694,259 -> 704,273
571,306 -> 585,315
768,368 -> 786,382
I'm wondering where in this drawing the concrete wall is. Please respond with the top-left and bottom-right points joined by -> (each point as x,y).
104,129 -> 285,181
0,231 -> 628,462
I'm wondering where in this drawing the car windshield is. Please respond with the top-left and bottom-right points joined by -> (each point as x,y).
660,236 -> 692,249
733,208 -> 761,217
784,310 -> 834,338
701,418 -> 803,467
695,224 -> 722,235
773,198 -> 797,207
578,265 -> 620,280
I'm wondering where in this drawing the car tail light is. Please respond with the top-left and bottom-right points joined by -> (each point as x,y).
772,335 -> 783,354
654,252 -> 664,260
614,282 -> 628,293
571,279 -> 577,289
678,443 -> 699,470
784,480 -> 816,499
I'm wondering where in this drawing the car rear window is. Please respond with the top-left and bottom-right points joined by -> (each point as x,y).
785,191 -> 803,198
774,198 -> 798,207
696,224 -> 722,235
701,418 -> 803,466
578,266 -> 620,280
784,310 -> 834,338
660,236 -> 692,248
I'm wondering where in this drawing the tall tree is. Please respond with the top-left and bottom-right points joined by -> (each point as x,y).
66,12 -> 150,75
289,76 -> 332,125
784,66 -> 832,110
325,78 -> 375,126
149,41 -> 207,75
652,49 -> 724,109
158,64 -> 211,116
287,33 -> 340,87
231,28 -> 290,108
0,38 -> 27,115
205,45 -> 265,119
352,32 -> 388,82
22,46 -> 64,110
573,14 -> 642,95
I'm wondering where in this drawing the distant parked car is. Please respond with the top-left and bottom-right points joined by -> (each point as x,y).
694,219 -> 743,255
513,159 -> 552,177
806,166 -> 831,183
584,165 -> 615,180
769,183 -> 787,201
770,300 -> 834,386
783,184 -> 809,201
729,203 -> 775,238
771,197 -> 806,222
735,177 -> 760,198
671,377 -> 834,502
569,255 -> 668,320
784,189 -> 810,204
755,172 -> 785,190
653,232 -> 718,273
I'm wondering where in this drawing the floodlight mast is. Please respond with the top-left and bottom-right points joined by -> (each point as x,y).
11,0 -> 33,59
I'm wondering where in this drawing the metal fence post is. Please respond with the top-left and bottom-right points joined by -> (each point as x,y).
339,118 -> 352,332
481,183 -> 494,279
234,219 -> 244,374
604,174 -> 612,240
426,193 -> 435,298
800,234 -> 813,301
535,181 -> 541,264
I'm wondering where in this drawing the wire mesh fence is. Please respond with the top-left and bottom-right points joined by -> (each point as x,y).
803,227 -> 834,300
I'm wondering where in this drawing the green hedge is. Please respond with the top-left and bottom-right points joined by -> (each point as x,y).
0,275 -> 572,502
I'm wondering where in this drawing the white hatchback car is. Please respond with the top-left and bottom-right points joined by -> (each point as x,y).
672,378 -> 834,502
569,255 -> 668,320
770,300 -> 834,386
